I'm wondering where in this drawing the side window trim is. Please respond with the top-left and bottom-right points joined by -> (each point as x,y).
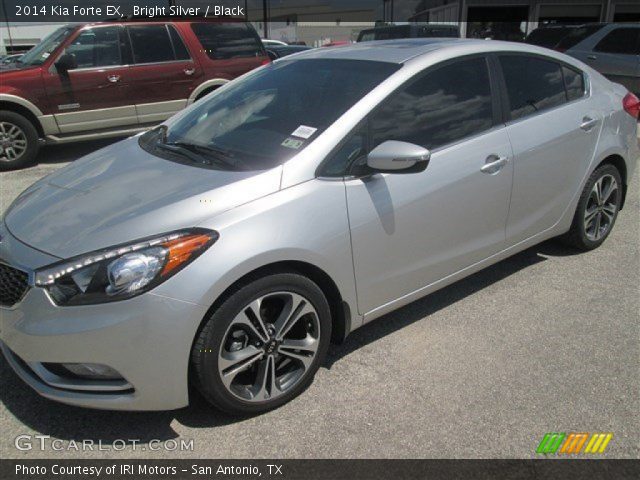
495,52 -> 589,125
317,54 -> 499,178
166,24 -> 192,62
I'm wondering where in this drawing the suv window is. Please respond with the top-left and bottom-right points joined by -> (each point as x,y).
64,27 -> 122,69
191,23 -> 263,59
128,25 -> 175,64
370,57 -> 494,151
594,28 -> 640,55
499,55 -> 566,120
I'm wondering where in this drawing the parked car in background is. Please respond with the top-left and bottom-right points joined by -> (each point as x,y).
266,44 -> 311,60
525,24 -> 577,49
526,23 -> 639,95
1,39 -> 637,415
0,21 -> 269,170
0,54 -> 24,67
357,24 -> 459,42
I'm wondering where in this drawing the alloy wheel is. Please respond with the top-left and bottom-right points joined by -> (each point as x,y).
217,291 -> 320,402
0,122 -> 28,162
584,174 -> 618,242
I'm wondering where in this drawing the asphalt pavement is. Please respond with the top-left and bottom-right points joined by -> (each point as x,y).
0,137 -> 638,459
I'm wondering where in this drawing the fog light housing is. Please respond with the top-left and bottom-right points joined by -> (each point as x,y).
60,363 -> 122,380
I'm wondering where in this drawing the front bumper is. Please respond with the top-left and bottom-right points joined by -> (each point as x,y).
0,226 -> 208,411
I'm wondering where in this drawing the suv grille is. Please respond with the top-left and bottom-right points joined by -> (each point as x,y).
0,263 -> 29,307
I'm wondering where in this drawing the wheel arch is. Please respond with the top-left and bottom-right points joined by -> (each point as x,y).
0,99 -> 45,137
187,79 -> 229,105
595,153 -> 628,210
195,260 -> 352,349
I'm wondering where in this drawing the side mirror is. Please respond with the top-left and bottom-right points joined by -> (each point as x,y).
366,140 -> 430,173
55,53 -> 77,74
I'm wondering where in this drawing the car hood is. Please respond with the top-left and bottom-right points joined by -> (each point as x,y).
4,136 -> 282,259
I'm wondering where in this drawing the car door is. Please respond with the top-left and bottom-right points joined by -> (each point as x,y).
42,25 -> 135,134
126,24 -> 203,125
583,27 -> 640,94
343,56 -> 514,316
497,54 -> 601,244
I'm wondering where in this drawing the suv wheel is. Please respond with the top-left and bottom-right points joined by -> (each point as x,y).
191,273 -> 331,415
561,164 -> 622,250
0,110 -> 40,170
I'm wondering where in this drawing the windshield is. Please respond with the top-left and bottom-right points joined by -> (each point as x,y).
19,26 -> 75,66
140,59 -> 401,171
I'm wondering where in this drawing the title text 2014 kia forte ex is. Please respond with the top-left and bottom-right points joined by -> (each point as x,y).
1,39 -> 638,414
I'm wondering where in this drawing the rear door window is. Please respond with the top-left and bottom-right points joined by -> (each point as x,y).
499,55 -> 567,120
594,28 -> 640,55
128,25 -> 175,64
191,23 -> 264,59
168,26 -> 191,60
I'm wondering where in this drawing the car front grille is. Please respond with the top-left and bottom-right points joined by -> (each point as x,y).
0,262 -> 29,307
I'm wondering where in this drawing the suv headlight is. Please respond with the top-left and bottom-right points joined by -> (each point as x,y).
34,229 -> 218,306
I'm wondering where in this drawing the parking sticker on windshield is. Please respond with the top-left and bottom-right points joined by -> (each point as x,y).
291,125 -> 318,139
282,138 -> 304,149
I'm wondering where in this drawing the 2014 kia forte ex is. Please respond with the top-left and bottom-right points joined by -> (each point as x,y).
1,39 -> 638,415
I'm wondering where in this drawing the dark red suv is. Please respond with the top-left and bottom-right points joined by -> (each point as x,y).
0,21 -> 269,169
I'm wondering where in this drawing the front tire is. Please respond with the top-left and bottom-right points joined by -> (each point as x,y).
191,272 -> 331,415
0,110 -> 39,171
561,164 -> 622,251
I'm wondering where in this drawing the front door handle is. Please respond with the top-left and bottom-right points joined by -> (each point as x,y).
586,55 -> 597,60
107,74 -> 120,83
184,67 -> 195,76
480,155 -> 509,174
580,117 -> 598,131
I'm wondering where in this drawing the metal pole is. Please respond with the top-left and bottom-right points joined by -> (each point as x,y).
263,0 -> 269,38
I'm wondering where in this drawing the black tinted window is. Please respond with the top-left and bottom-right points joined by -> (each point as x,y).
556,25 -> 603,50
500,56 -> 566,120
563,66 -> 585,101
525,27 -> 573,48
65,27 -> 122,68
371,57 -> 494,151
191,23 -> 263,59
129,25 -> 174,63
594,28 -> 640,55
168,26 -> 190,60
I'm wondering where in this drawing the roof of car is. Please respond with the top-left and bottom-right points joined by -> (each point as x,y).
289,38 -> 502,64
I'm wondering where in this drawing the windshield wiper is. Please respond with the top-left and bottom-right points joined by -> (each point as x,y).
160,141 -> 239,170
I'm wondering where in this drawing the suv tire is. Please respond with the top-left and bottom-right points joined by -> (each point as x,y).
0,110 -> 40,170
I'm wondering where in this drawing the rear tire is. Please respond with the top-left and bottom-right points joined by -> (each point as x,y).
560,164 -> 622,251
0,110 -> 39,171
191,272 -> 331,415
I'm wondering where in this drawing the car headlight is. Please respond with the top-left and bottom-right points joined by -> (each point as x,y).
34,229 -> 218,306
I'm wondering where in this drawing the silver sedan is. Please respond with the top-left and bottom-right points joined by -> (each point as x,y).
1,39 -> 638,414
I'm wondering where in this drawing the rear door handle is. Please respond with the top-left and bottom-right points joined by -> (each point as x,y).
480,155 -> 509,174
587,55 -> 597,60
580,117 -> 598,131
107,74 -> 120,83
184,67 -> 195,76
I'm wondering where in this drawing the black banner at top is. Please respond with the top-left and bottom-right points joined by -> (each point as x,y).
0,0 -> 631,24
